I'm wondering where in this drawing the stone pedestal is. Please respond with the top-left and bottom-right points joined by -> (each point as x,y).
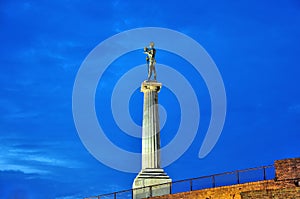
133,81 -> 172,199
133,168 -> 171,199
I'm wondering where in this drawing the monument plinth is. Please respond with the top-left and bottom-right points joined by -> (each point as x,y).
133,80 -> 171,199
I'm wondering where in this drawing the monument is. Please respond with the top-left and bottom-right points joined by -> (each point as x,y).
132,42 -> 172,199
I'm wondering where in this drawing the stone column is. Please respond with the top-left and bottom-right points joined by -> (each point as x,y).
133,81 -> 172,199
141,81 -> 161,169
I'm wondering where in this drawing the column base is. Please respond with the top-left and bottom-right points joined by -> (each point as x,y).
133,168 -> 172,199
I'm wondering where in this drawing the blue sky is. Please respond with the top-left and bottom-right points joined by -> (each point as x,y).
1,0 -> 300,198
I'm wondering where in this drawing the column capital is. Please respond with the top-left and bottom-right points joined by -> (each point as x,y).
141,80 -> 162,93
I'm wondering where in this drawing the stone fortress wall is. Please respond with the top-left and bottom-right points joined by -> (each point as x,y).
149,157 -> 300,199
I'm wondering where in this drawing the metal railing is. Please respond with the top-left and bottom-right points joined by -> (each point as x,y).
85,165 -> 275,199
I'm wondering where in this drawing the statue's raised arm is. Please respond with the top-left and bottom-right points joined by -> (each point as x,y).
144,42 -> 157,81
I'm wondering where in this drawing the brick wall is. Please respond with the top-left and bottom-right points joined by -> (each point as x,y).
275,157 -> 300,181
150,180 -> 296,199
241,187 -> 300,199
149,157 -> 300,199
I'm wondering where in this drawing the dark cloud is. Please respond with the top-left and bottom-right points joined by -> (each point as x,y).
0,170 -> 89,199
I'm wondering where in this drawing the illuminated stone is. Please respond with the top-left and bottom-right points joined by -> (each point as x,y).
133,80 -> 171,199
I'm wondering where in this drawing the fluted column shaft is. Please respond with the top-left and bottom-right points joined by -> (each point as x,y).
141,81 -> 162,170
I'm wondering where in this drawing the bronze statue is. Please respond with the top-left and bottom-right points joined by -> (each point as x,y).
144,42 -> 157,81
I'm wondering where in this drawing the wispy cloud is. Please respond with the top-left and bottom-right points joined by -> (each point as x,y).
0,138 -> 85,176
0,163 -> 48,175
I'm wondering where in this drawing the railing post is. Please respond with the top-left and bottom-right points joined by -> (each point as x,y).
236,171 -> 240,184
149,186 -> 152,197
190,179 -> 193,191
212,175 -> 216,188
169,182 -> 172,194
114,192 -> 116,199
263,166 -> 266,180
97,196 -> 100,199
